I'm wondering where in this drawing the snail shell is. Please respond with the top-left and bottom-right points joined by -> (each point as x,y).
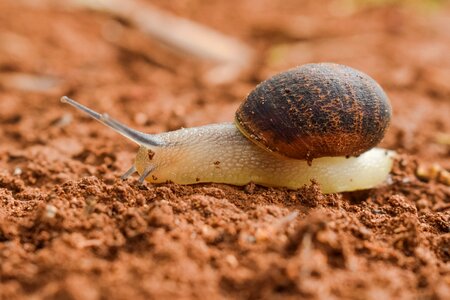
235,63 -> 392,160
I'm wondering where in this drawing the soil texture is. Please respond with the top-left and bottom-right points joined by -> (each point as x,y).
0,0 -> 449,299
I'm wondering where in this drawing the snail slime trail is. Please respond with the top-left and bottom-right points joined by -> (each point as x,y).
61,63 -> 394,193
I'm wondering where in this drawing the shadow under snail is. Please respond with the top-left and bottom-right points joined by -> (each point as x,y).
61,63 -> 394,194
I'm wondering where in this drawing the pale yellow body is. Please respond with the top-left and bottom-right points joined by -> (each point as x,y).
135,123 -> 394,194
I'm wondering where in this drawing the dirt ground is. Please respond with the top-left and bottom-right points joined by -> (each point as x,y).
0,0 -> 449,299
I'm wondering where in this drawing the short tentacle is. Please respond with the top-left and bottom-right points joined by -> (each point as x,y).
121,165 -> 137,180
138,165 -> 155,184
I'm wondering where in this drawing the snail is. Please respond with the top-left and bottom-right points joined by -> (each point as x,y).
61,63 -> 394,194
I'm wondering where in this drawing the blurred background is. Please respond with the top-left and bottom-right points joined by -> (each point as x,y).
0,0 -> 449,169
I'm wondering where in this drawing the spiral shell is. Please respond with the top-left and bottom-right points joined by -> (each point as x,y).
235,63 -> 392,161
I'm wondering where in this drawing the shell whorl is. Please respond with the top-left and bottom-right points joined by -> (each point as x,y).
235,63 -> 392,160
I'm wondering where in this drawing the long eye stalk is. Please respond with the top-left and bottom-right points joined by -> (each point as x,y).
60,96 -> 164,147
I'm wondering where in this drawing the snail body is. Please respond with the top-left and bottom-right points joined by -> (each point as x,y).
61,63 -> 394,194
133,123 -> 392,193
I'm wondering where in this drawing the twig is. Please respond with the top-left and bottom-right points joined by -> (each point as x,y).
68,0 -> 253,84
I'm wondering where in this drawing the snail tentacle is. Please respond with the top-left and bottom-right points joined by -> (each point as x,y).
138,165 -> 155,183
61,96 -> 164,148
121,165 -> 137,180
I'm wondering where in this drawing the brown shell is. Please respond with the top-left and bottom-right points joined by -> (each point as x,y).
235,63 -> 392,161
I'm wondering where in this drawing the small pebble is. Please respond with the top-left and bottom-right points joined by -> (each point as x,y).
225,254 -> 239,268
416,198 -> 429,210
438,169 -> 450,186
244,182 -> 256,194
13,167 -> 22,176
402,177 -> 412,184
385,175 -> 394,185
416,164 -> 440,181
134,112 -> 148,125
54,113 -> 73,127
416,163 -> 450,186
45,204 -> 57,218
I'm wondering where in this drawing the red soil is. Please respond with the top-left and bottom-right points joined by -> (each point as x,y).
0,0 -> 449,299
